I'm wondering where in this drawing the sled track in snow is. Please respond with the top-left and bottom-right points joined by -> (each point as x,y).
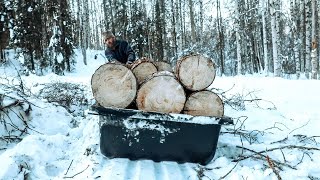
93,158 -> 198,180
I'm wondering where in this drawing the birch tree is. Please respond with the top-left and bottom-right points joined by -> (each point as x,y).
235,1 -> 242,75
261,0 -> 268,74
270,0 -> 281,76
291,0 -> 301,79
310,0 -> 317,79
81,0 -> 89,65
216,0 -> 224,75
318,1 -> 320,78
170,0 -> 177,56
305,0 -> 311,78
299,0 -> 305,74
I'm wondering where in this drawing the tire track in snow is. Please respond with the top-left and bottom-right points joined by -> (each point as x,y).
159,162 -> 184,179
154,162 -> 169,180
94,158 -> 199,180
123,160 -> 141,180
138,160 -> 156,180
178,163 -> 197,180
99,158 -> 130,180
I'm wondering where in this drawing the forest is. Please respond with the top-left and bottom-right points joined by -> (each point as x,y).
0,0 -> 320,79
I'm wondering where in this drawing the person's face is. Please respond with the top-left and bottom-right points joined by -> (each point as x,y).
105,37 -> 115,48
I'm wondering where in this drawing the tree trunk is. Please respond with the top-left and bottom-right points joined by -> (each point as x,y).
216,0 -> 224,75
318,0 -> 320,79
188,0 -> 196,43
311,0 -> 318,79
183,91 -> 224,117
270,0 -> 281,77
131,58 -> 158,84
291,0 -> 301,79
155,0 -> 164,61
153,61 -> 173,72
300,0 -> 305,74
236,1 -> 242,75
176,54 -> 216,91
261,1 -> 268,74
91,63 -> 137,108
305,0 -> 311,78
171,0 -> 177,56
136,72 -> 186,114
199,0 -> 203,40
82,0 -> 89,65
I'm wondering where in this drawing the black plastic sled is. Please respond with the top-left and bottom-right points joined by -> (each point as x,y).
90,105 -> 233,165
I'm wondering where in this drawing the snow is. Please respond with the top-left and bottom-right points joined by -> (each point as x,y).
1,49 -> 320,179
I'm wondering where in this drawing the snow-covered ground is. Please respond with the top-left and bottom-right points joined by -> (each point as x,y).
1,50 -> 320,180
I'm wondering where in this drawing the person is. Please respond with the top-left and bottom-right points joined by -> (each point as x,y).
103,30 -> 136,65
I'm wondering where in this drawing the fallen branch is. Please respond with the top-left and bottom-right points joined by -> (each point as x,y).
193,165 -> 212,180
0,100 -> 22,111
219,135 -> 244,179
235,145 -> 320,162
266,155 -> 282,180
218,161 -> 239,180
233,146 -> 297,170
289,120 -> 311,134
63,165 -> 89,179
0,135 -> 23,142
64,160 -> 74,176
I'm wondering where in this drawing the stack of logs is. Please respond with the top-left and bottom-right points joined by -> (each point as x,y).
91,54 -> 224,117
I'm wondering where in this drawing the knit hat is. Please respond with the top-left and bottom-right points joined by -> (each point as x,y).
103,30 -> 115,40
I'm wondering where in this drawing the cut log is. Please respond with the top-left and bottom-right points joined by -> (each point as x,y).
131,57 -> 158,84
91,63 -> 137,108
136,71 -> 186,114
153,61 -> 173,72
183,91 -> 224,117
176,54 -> 216,91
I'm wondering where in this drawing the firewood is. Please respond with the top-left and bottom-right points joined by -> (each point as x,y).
91,62 -> 137,108
153,61 -> 173,72
136,71 -> 186,114
131,57 -> 157,85
176,54 -> 216,91
183,90 -> 224,117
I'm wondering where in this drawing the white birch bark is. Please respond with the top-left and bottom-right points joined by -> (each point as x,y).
305,0 -> 311,78
236,1 -> 242,75
311,0 -> 317,79
300,0 -> 305,73
270,0 -> 280,76
275,1 -> 281,76
261,1 -> 268,74
318,1 -> 320,79
291,0 -> 301,79
81,0 -> 89,65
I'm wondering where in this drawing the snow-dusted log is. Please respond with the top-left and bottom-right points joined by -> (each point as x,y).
131,58 -> 158,84
175,54 -> 216,91
136,72 -> 186,114
183,91 -> 224,117
91,63 -> 137,108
